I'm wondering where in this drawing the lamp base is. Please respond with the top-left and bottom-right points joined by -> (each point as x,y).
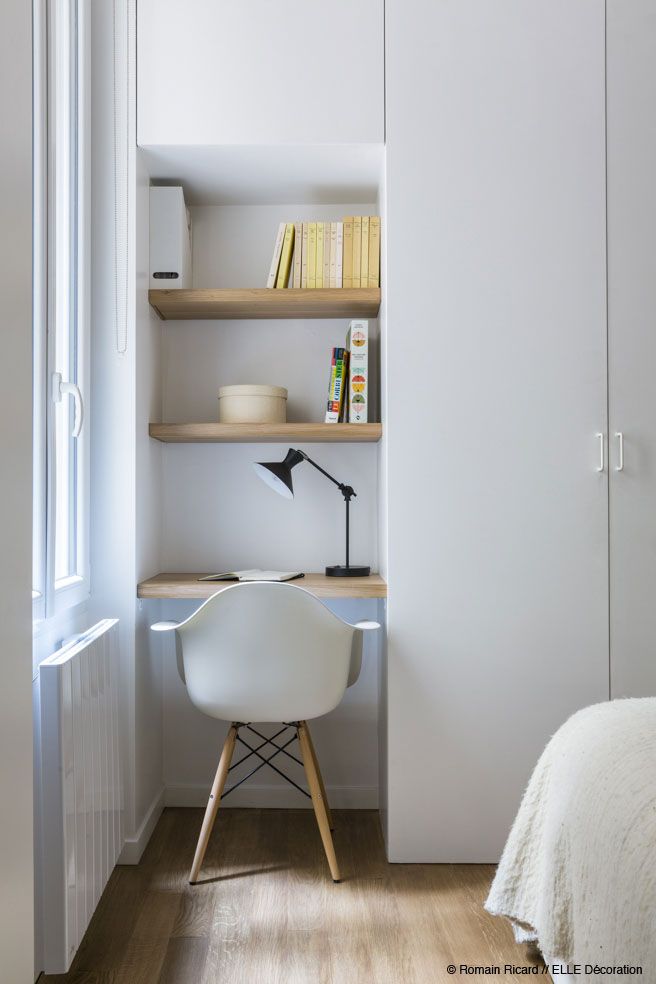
325,565 -> 371,578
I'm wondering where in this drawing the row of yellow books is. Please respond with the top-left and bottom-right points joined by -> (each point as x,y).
266,217 -> 381,289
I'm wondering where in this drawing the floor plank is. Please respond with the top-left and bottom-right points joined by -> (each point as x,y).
41,808 -> 537,984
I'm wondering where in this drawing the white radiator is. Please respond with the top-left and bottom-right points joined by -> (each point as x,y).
40,619 -> 123,973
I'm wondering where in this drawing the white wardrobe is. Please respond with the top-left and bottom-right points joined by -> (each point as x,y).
135,0 -> 656,862
385,0 -> 656,860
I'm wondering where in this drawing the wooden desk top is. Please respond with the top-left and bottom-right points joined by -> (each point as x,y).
137,572 -> 387,601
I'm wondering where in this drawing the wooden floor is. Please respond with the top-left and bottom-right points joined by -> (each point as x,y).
41,808 -> 538,984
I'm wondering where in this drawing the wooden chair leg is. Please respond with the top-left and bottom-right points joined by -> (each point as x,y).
303,722 -> 334,830
189,724 -> 238,884
297,721 -> 341,882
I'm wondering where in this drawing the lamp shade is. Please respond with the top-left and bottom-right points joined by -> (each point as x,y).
253,448 -> 304,500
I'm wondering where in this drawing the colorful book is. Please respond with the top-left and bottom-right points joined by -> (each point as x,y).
368,215 -> 380,287
323,223 -> 331,288
360,216 -> 370,290
342,217 -> 354,289
315,221 -> 324,288
346,320 -> 368,423
335,221 -> 343,288
266,222 -> 286,288
292,221 -> 303,287
301,222 -> 309,288
338,349 -> 350,421
336,348 -> 349,423
325,348 -> 338,422
275,223 -> 295,288
325,347 -> 347,423
308,222 -> 317,289
329,222 -> 337,288
352,216 -> 362,288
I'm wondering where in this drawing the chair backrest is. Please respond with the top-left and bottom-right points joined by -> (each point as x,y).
174,581 -> 357,723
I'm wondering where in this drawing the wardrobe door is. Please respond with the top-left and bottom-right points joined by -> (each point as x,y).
607,1 -> 656,698
384,0 -> 609,861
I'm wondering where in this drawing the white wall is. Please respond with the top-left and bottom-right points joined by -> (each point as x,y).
134,152 -> 165,841
160,598 -> 381,808
137,0 -> 384,147
90,0 -> 139,852
375,165 -> 389,840
0,0 -> 34,978
90,0 -> 164,863
150,202 -> 383,806
160,203 -> 380,574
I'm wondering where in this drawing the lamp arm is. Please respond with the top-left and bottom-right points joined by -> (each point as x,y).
297,450 -> 357,499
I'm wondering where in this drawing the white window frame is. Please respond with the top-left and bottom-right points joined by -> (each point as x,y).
33,0 -> 90,625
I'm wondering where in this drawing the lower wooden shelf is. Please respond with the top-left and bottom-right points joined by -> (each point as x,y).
149,422 -> 382,443
137,572 -> 387,601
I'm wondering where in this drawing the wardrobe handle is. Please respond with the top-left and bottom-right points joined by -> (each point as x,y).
595,433 -> 605,473
614,432 -> 624,472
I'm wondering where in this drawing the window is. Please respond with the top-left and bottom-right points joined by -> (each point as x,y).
33,0 -> 90,621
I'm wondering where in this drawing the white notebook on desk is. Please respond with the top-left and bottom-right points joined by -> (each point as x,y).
199,570 -> 304,583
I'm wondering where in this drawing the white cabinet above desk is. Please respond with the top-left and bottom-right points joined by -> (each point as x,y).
137,0 -> 384,148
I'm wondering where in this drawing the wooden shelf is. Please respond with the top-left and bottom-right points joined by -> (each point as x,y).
149,422 -> 382,443
149,287 -> 381,321
138,572 -> 387,601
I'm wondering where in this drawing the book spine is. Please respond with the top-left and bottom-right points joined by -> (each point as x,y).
315,221 -> 324,288
352,216 -> 362,288
266,222 -> 286,288
325,347 -> 346,423
335,221 -> 343,288
335,349 -> 346,419
324,347 -> 338,423
347,320 -> 368,423
275,223 -> 295,288
338,349 -> 349,421
308,222 -> 317,289
368,215 -> 381,287
301,222 -> 308,288
292,221 -> 303,288
342,217 -> 354,289
360,216 -> 370,290
329,222 -> 337,288
323,222 -> 331,288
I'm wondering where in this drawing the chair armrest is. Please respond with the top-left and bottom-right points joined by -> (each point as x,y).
150,621 -> 186,684
150,621 -> 181,632
346,621 -> 381,688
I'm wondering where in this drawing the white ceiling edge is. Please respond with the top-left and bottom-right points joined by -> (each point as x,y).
138,143 -> 385,206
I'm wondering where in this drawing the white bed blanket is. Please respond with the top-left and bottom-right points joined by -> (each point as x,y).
485,699 -> 656,979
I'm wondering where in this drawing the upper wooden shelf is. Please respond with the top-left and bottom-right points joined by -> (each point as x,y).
149,422 -> 382,443
149,287 -> 381,321
138,572 -> 387,601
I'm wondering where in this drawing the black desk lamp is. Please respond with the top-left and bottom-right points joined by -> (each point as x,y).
253,448 -> 371,578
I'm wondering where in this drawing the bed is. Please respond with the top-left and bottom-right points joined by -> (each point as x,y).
485,698 -> 656,981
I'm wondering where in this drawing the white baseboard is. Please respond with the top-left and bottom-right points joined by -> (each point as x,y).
165,783 -> 378,810
118,786 -> 166,865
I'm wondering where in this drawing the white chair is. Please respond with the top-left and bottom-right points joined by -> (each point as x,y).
151,580 -> 380,884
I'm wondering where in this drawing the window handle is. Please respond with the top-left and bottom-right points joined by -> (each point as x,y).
52,372 -> 84,438
614,432 -> 624,472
